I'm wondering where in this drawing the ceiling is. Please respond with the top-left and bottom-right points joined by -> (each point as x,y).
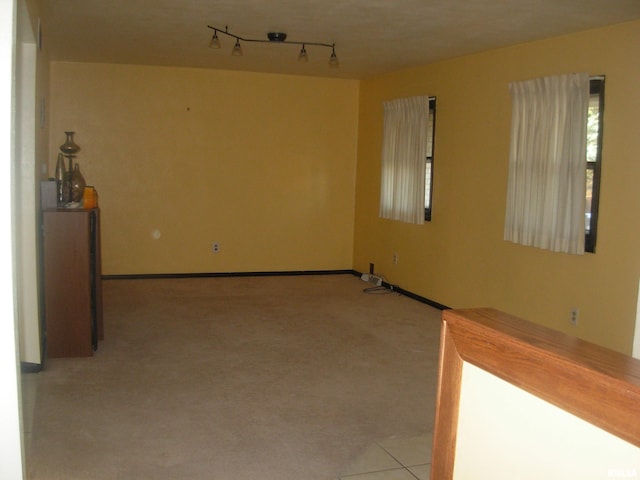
40,0 -> 640,79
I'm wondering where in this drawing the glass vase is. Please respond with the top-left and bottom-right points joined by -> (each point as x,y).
71,163 -> 86,203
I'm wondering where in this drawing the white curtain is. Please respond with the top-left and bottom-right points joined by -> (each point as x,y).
379,96 -> 429,225
504,73 -> 589,254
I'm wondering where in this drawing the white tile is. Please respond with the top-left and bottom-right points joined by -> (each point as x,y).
378,433 -> 433,467
341,443 -> 403,476
340,467 -> 418,479
407,463 -> 431,480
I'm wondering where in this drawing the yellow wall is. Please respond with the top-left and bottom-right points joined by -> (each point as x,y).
49,63 -> 359,275
353,20 -> 640,354
47,20 -> 640,354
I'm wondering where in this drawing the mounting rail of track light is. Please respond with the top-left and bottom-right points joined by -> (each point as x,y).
207,25 -> 339,67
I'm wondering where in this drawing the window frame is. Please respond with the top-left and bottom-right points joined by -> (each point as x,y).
585,77 -> 604,253
425,97 -> 437,221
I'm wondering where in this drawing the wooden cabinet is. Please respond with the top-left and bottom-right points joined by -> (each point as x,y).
42,209 -> 103,357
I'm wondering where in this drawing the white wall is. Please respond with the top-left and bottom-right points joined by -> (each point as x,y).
15,0 -> 41,365
1,0 -> 27,477
454,362 -> 640,479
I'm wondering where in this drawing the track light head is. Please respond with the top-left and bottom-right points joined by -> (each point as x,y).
232,39 -> 243,56
209,31 -> 220,49
298,44 -> 309,63
329,45 -> 339,68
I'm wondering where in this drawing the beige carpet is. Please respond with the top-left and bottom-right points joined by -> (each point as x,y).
23,274 -> 442,480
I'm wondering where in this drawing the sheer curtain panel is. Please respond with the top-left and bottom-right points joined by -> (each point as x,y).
504,73 -> 589,254
379,96 -> 430,224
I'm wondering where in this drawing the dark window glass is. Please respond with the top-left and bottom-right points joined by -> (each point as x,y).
585,77 -> 604,253
425,97 -> 436,221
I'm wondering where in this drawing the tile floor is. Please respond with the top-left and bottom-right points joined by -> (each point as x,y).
338,434 -> 432,479
22,365 -> 434,480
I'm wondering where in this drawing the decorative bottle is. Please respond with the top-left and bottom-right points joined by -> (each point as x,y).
59,131 -> 80,156
71,163 -> 86,203
54,153 -> 65,206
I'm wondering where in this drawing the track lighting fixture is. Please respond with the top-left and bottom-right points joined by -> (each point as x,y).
207,25 -> 338,67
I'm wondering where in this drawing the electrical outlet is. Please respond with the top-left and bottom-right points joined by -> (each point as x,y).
212,242 -> 220,253
570,308 -> 579,326
393,252 -> 398,265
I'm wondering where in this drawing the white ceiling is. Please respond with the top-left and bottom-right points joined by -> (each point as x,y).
40,0 -> 640,79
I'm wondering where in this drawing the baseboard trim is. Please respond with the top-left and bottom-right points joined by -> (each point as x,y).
352,270 -> 450,310
386,283 -> 450,310
103,269 -> 355,280
103,269 -> 449,310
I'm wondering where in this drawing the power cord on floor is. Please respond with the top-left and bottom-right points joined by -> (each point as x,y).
362,273 -> 396,295
363,285 -> 393,294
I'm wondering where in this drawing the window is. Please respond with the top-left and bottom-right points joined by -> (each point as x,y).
504,73 -> 590,254
379,96 -> 432,225
585,77 -> 604,253
425,97 -> 437,221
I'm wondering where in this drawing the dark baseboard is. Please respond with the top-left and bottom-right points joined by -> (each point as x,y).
351,270 -> 450,310
103,269 -> 449,310
385,283 -> 450,310
103,269 -> 355,281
